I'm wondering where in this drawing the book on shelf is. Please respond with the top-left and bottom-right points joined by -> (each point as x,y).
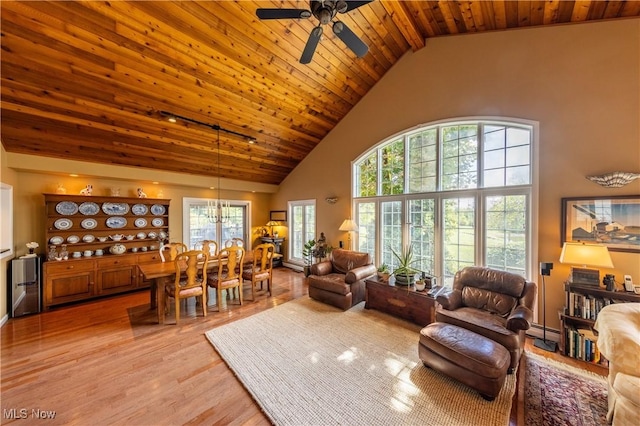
565,326 -> 606,365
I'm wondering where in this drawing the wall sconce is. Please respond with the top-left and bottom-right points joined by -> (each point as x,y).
325,197 -> 338,204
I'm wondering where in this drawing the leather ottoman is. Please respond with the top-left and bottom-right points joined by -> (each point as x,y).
418,322 -> 510,401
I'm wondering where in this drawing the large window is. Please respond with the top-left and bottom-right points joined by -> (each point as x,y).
288,200 -> 316,265
353,119 -> 536,285
182,198 -> 250,250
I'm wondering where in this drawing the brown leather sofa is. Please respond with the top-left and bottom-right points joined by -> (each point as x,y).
436,266 -> 537,373
308,249 -> 377,310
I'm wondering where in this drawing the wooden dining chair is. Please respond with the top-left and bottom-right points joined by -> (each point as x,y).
223,238 -> 244,248
164,250 -> 209,324
200,240 -> 218,257
160,242 -> 187,263
242,243 -> 275,301
207,245 -> 245,311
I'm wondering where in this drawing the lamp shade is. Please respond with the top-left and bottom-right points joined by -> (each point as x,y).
339,219 -> 359,232
265,221 -> 280,227
559,242 -> 614,269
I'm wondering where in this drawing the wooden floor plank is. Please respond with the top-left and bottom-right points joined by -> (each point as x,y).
1,268 -> 603,425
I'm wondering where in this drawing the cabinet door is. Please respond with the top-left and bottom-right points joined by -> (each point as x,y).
45,272 -> 96,308
97,266 -> 136,295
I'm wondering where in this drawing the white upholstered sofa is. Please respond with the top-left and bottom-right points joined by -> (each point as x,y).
594,303 -> 640,425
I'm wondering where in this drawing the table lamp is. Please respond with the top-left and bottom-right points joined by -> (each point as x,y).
559,241 -> 614,287
339,219 -> 358,250
265,221 -> 280,237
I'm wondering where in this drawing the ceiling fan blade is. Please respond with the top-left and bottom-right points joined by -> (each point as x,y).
300,26 -> 323,64
332,21 -> 368,58
256,8 -> 311,20
341,1 -> 373,13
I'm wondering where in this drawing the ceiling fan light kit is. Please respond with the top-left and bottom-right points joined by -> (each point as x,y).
256,0 -> 372,64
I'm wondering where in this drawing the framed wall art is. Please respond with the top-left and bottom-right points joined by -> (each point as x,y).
561,195 -> 640,253
270,210 -> 287,222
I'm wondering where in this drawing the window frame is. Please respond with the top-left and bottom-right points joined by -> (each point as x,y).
351,117 -> 539,283
287,199 -> 316,266
182,197 -> 251,250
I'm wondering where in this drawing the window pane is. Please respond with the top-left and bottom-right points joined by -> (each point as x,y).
483,125 -> 531,187
506,145 -> 530,167
409,199 -> 435,275
185,200 -> 247,250
408,129 -> 437,193
443,198 -> 475,286
506,127 -> 530,147
485,195 -> 527,276
441,125 -> 478,191
290,202 -> 315,263
381,139 -> 404,195
381,201 -> 402,271
506,165 -> 530,186
484,126 -> 505,150
484,149 -> 505,169
356,151 -> 378,197
356,202 -> 376,256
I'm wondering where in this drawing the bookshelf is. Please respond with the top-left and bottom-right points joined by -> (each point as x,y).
560,282 -> 640,365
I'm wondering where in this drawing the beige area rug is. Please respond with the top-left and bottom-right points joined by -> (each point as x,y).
205,298 -> 516,426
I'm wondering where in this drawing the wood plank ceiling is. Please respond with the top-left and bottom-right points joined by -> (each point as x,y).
2,1 -> 639,185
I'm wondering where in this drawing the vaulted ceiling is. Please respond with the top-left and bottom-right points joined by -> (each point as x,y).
2,1 -> 639,185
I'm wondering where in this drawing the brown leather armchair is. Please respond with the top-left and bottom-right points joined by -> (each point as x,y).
436,266 -> 537,373
308,249 -> 377,310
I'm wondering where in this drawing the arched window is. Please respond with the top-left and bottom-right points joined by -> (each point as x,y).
353,119 -> 536,285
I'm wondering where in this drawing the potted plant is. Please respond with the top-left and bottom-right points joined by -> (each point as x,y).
377,263 -> 390,282
391,244 -> 420,286
302,239 -> 316,277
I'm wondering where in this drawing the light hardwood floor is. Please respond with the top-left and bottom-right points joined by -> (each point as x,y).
1,268 -> 604,425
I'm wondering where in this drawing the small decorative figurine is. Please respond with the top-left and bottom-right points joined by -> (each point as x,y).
55,183 -> 67,194
137,187 -> 147,198
80,184 -> 93,196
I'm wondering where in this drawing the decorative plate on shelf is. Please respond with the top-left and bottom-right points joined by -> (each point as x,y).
105,217 -> 127,228
131,204 -> 148,215
67,235 -> 80,244
147,231 -> 158,239
54,218 -> 73,230
151,218 -> 164,227
150,204 -> 165,215
49,236 -> 64,245
134,218 -> 147,228
102,202 -> 130,215
78,202 -> 100,215
56,201 -> 78,215
82,234 -> 95,243
81,218 -> 98,229
136,232 -> 147,239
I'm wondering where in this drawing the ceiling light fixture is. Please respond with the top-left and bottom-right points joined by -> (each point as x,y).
207,126 -> 230,224
160,110 -> 256,142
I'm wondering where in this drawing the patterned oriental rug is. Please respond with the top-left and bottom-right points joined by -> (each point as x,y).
206,298 -> 516,426
524,351 -> 608,426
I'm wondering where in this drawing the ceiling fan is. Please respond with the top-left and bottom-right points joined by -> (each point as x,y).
256,1 -> 372,64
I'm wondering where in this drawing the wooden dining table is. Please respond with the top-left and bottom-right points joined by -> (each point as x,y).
138,251 -> 282,324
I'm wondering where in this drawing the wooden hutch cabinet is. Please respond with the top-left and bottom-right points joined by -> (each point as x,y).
43,194 -> 169,309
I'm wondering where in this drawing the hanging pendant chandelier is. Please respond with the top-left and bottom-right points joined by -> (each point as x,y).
158,110 -> 256,225
208,126 -> 230,223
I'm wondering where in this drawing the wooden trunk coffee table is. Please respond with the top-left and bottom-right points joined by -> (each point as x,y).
365,277 -> 435,326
